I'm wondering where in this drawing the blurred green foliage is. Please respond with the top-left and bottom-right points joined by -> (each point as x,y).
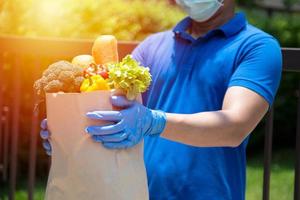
0,0 -> 185,41
0,0 -> 299,46
240,8 -> 300,47
0,0 -> 299,152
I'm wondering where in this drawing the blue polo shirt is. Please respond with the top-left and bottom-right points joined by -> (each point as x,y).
132,13 -> 282,200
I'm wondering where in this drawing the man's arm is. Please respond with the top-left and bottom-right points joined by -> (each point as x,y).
159,36 -> 282,148
84,36 -> 281,150
162,86 -> 269,147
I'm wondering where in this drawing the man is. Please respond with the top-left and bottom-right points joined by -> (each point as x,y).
41,0 -> 282,199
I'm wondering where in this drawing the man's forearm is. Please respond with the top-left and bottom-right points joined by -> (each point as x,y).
160,110 -> 255,148
159,87 -> 269,148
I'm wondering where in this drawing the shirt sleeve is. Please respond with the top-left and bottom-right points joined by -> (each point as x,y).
132,35 -> 154,67
228,36 -> 282,106
131,35 -> 154,105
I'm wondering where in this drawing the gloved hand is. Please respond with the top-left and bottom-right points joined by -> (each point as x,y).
40,119 -> 52,156
86,95 -> 167,149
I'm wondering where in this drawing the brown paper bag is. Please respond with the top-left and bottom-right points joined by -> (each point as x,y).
45,91 -> 149,200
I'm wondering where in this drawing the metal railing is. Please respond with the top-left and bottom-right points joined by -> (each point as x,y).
0,35 -> 299,200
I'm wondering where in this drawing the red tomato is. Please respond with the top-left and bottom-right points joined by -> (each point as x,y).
99,70 -> 109,79
84,63 -> 108,79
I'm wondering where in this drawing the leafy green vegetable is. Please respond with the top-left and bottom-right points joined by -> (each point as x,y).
107,55 -> 152,100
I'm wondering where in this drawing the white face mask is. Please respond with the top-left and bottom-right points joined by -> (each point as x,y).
176,0 -> 224,22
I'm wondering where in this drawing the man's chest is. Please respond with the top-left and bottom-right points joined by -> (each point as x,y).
143,39 -> 243,112
148,39 -> 240,92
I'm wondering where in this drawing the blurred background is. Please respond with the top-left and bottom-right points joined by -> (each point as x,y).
0,0 -> 300,199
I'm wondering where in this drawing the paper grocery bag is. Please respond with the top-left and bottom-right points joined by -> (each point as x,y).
45,91 -> 149,200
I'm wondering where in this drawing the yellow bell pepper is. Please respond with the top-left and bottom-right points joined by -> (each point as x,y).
80,75 -> 110,92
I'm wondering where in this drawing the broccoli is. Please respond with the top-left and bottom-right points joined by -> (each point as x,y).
33,61 -> 84,100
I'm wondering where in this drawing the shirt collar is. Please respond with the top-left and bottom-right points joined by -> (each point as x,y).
173,12 -> 247,41
218,12 -> 247,37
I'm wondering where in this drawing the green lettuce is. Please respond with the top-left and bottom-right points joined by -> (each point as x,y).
107,55 -> 152,100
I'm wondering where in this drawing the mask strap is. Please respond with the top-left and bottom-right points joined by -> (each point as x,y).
218,0 -> 224,5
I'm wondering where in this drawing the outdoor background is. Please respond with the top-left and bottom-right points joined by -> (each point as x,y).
0,0 -> 300,199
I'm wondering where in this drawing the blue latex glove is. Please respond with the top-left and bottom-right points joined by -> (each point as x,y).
40,119 -> 52,156
86,95 -> 167,149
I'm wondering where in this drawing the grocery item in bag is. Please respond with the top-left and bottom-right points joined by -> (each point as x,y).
45,91 -> 148,200
33,35 -> 151,200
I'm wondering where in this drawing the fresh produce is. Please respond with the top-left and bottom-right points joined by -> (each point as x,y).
83,63 -> 109,79
33,61 -> 84,99
79,35 -> 119,93
80,75 -> 109,92
92,35 -> 119,65
81,63 -> 110,92
72,55 -> 95,68
33,35 -> 151,101
107,55 -> 151,100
